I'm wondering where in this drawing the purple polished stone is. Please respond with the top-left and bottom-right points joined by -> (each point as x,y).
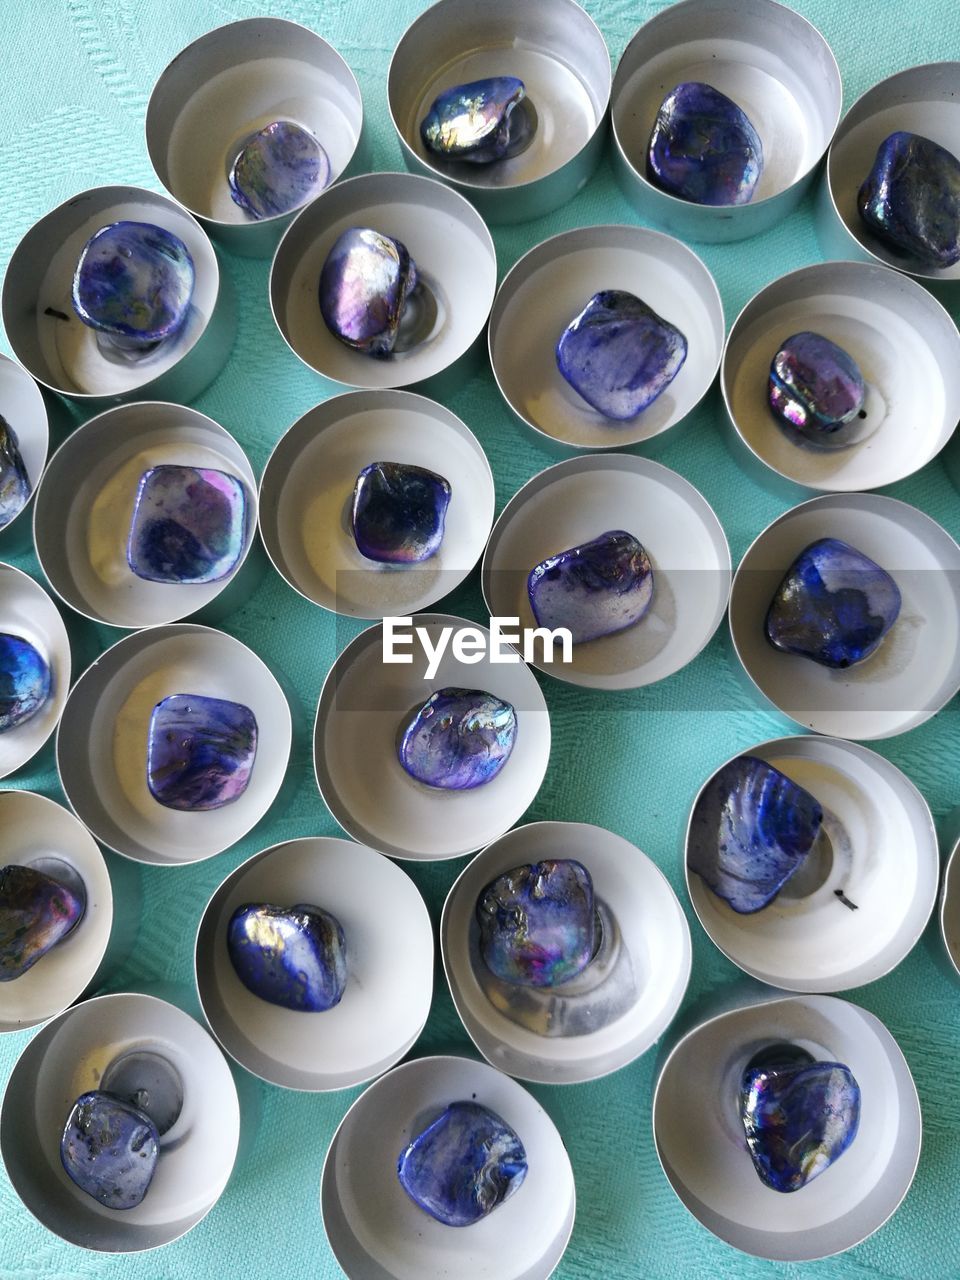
528,530 -> 654,644
227,902 -> 348,1011
228,120 -> 331,220
398,687 -> 517,790
318,227 -> 418,357
647,81 -> 763,206
768,332 -> 866,445
0,863 -> 84,981
0,632 -> 51,733
127,464 -> 247,585
0,414 -> 30,530
351,461 -> 452,563
147,693 -> 258,811
60,1090 -> 159,1209
858,131 -> 960,269
419,77 -> 531,164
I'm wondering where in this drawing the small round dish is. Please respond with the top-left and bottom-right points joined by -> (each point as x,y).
0,354 -> 48,547
146,17 -> 365,259
489,225 -> 724,452
56,623 -> 291,866
612,0 -> 842,243
269,172 -> 496,394
0,992 -> 240,1252
314,613 -> 551,860
652,991 -> 921,1261
2,186 -> 233,404
729,493 -> 960,739
482,454 -> 731,691
33,401 -> 258,629
387,0 -> 611,224
722,260 -> 960,494
685,736 -> 939,992
258,390 -> 494,618
442,821 -> 691,1084
321,1054 -> 575,1280
195,836 -> 434,1090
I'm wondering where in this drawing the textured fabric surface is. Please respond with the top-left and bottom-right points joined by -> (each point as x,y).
1,1 -> 960,1277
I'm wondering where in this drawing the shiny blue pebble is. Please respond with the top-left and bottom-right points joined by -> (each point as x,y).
60,1090 -> 159,1209
0,415 -> 30,530
127,464 -> 246,585
351,461 -> 451,564
0,633 -> 51,733
420,77 -> 529,164
229,120 -> 331,220
147,693 -> 257,811
398,687 -> 517,790
528,530 -> 654,644
858,131 -> 960,269
227,902 -> 347,1012
647,81 -> 763,206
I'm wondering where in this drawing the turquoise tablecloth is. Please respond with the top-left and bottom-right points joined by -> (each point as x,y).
2,1 -> 960,1277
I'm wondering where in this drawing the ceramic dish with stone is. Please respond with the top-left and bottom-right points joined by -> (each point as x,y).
0,354 -> 49,547
0,991 -> 239,1252
489,225 -> 724,452
314,613 -> 551,860
196,836 -> 434,1090
685,736 -> 939,992
321,1054 -> 575,1280
33,402 -> 258,630
611,0 -> 842,243
56,624 -> 291,866
442,821 -> 691,1084
729,493 -> 960,739
722,260 -> 960,494
482,454 -> 730,691
653,990 -> 921,1261
258,390 -> 494,619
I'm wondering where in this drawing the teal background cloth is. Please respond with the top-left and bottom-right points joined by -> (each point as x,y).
1,1 -> 960,1276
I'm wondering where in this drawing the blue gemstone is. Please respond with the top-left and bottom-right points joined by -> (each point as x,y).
688,756 -> 824,913
61,1090 -> 159,1209
127,464 -> 247,585
398,1100 -> 528,1227
766,537 -> 901,669
477,859 -> 597,988
647,81 -> 763,206
0,633 -> 51,733
398,688 -> 517,791
228,120 -> 331,220
72,221 -> 195,347
858,131 -> 960,269
556,291 -> 687,420
420,77 -> 531,164
319,227 -> 418,357
147,693 -> 258,811
528,530 -> 654,644
0,414 -> 30,530
0,863 -> 84,981
769,332 -> 866,445
227,902 -> 347,1012
351,461 -> 452,564
740,1047 -> 861,1192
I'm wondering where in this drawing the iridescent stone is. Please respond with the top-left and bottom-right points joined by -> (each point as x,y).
647,81 -> 762,206
60,1090 -> 159,1210
0,863 -> 84,981
126,464 -> 247,585
556,291 -> 687,420
769,332 -> 866,446
397,1100 -> 528,1227
766,537 -> 901,669
227,902 -> 347,1012
147,693 -> 257,811
0,414 -> 30,530
0,633 -> 51,733
398,688 -> 517,790
477,859 -> 597,988
318,227 -> 418,357
528,530 -> 654,644
72,221 -> 195,348
857,131 -> 960,269
687,755 -> 824,913
351,461 -> 451,564
420,77 -> 531,164
228,120 -> 331,220
740,1044 -> 861,1192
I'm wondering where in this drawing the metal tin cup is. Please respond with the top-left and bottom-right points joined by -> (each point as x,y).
387,0 -> 610,225
612,0 -> 842,243
258,390 -> 495,619
728,493 -> 960,739
195,836 -> 434,1091
0,992 -> 240,1252
652,990 -> 921,1261
0,354 -> 49,553
270,172 -> 496,397
489,226 -> 724,454
442,821 -> 692,1085
33,401 -> 259,629
2,186 -> 235,405
56,624 -> 292,866
685,736 -> 939,992
321,1054 -> 576,1280
146,18 -> 366,260
722,261 -> 960,495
